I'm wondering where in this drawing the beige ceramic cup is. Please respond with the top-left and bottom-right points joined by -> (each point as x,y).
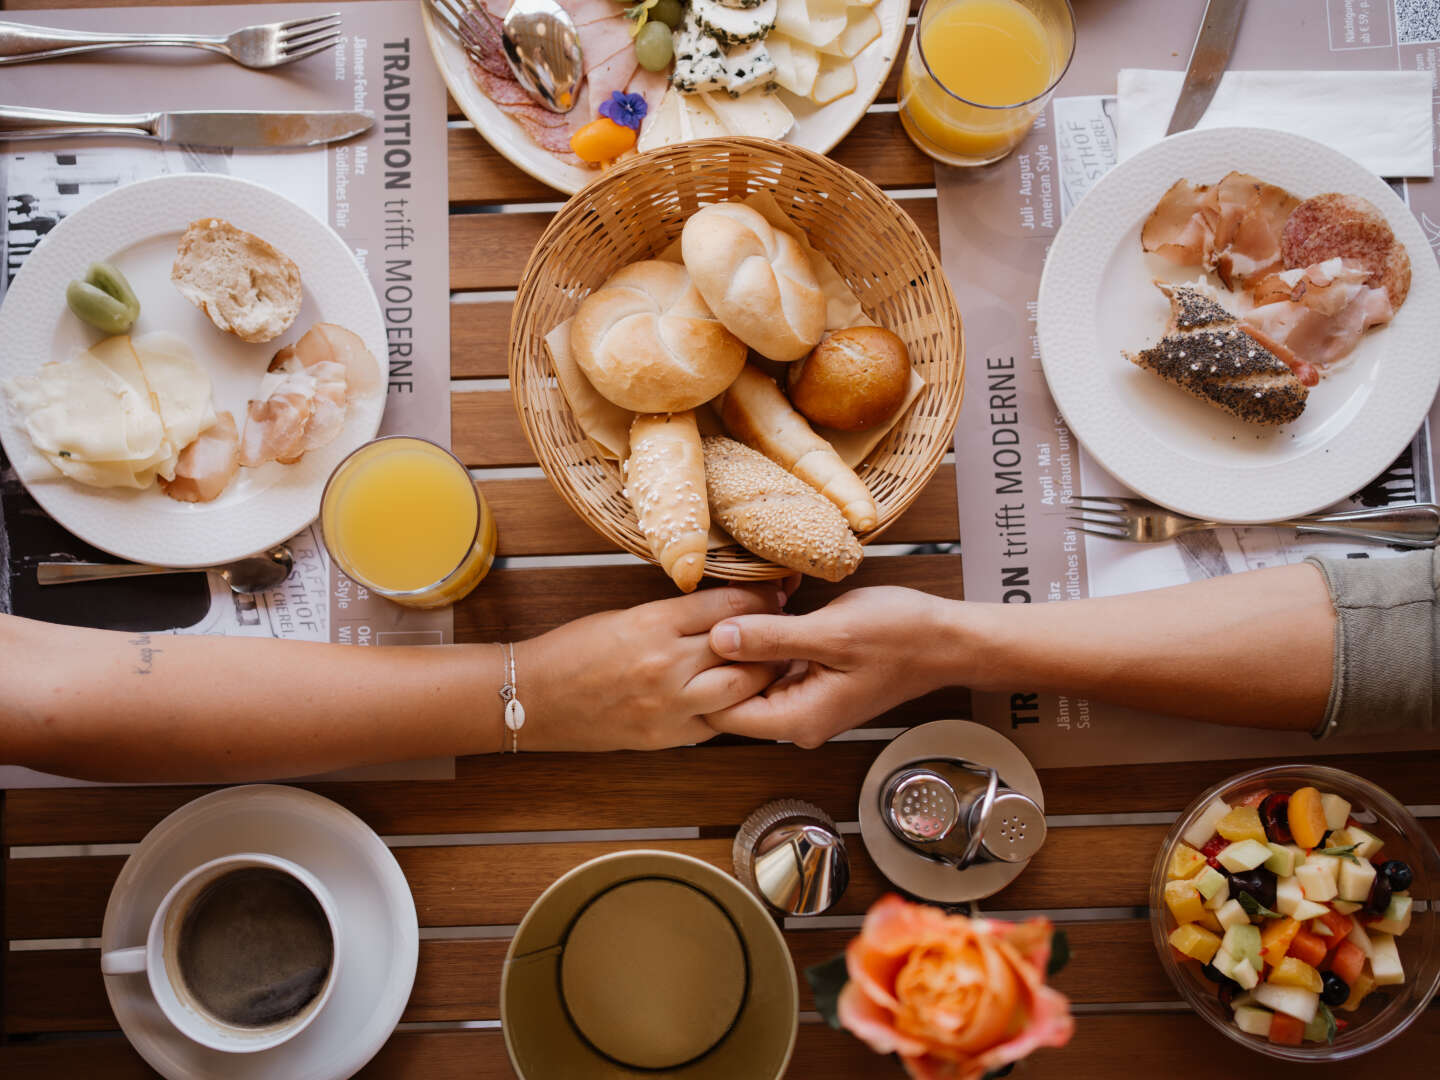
501,850 -> 798,1078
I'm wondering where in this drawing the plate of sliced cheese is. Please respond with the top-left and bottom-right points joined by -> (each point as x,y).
0,174 -> 386,568
423,0 -> 907,196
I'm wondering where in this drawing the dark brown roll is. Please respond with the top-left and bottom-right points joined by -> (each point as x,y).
787,326 -> 909,431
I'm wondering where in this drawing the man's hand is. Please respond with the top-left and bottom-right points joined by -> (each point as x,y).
705,586 -> 955,746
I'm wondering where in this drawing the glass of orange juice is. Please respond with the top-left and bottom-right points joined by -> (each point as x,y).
899,0 -> 1076,167
320,436 -> 498,609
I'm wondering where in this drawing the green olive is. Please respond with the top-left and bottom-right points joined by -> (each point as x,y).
66,261 -> 140,333
66,280 -> 136,334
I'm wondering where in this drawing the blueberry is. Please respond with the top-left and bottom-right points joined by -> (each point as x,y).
1226,866 -> 1278,912
1380,860 -> 1414,893
1321,972 -> 1350,1006
1201,961 -> 1228,984
1364,875 -> 1393,917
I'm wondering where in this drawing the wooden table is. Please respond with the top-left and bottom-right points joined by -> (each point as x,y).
3,0 -> 1438,1075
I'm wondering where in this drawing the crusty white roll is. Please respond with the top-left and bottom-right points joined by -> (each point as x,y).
570,261 -> 747,413
625,411 -> 709,593
703,437 -> 861,582
681,203 -> 826,363
719,365 -> 878,533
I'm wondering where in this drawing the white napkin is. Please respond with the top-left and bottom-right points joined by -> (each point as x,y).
1117,69 -> 1435,178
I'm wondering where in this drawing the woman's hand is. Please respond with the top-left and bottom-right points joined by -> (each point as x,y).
705,586 -> 958,747
517,584 -> 788,751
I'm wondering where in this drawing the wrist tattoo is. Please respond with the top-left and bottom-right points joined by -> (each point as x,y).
129,634 -> 163,676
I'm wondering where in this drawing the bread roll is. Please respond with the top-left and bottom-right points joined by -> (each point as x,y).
703,437 -> 861,582
625,411 -> 709,592
681,203 -> 826,363
570,261 -> 747,413
789,326 -> 910,431
719,365 -> 878,532
171,218 -> 301,344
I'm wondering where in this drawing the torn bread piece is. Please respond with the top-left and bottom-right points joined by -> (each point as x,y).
172,218 -> 302,344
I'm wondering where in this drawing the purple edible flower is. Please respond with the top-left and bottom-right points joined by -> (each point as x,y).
599,91 -> 648,132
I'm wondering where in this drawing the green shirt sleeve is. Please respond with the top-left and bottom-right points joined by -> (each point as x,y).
1304,550 -> 1439,737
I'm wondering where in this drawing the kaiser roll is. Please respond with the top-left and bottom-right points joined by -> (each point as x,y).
680,203 -> 826,363
570,260 -> 747,412
788,326 -> 911,431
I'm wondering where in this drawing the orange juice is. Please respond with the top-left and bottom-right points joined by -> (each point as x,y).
321,437 -> 497,608
899,0 -> 1074,166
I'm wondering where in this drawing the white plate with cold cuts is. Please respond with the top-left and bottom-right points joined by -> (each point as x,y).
0,174 -> 386,567
423,0 -> 907,196
1036,127 -> 1440,523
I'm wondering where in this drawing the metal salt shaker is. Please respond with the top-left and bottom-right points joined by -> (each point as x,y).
732,799 -> 849,916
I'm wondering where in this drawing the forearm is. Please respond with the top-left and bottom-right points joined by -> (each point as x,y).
938,563 -> 1334,731
0,616 -> 509,782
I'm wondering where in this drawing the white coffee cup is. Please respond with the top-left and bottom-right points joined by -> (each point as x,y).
100,852 -> 341,1053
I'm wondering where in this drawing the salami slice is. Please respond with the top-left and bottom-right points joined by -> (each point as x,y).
1280,192 -> 1410,310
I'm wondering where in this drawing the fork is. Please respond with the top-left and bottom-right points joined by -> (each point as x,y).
1067,495 -> 1440,548
425,0 -> 485,60
0,13 -> 342,69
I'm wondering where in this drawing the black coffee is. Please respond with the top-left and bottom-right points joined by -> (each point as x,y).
176,868 -> 333,1028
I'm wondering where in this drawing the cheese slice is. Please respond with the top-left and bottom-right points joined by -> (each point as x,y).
818,7 -> 880,56
766,33 -> 820,96
809,53 -> 856,104
776,0 -> 847,47
133,331 -> 216,473
706,88 -> 795,139
678,92 -> 728,140
638,87 -> 686,152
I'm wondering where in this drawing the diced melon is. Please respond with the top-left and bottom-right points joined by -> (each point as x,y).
1167,843 -> 1208,880
1217,806 -> 1268,844
1310,918 -> 1333,938
1218,839 -> 1273,873
1230,991 -> 1256,1010
1205,877 -> 1231,911
1264,843 -> 1297,877
1252,981 -> 1320,1024
1164,879 -> 1205,924
1230,957 -> 1259,989
1222,923 -> 1262,967
1370,933 -> 1404,985
1234,1004 -> 1273,1037
1269,956 -> 1323,993
1331,825 -> 1383,860
1195,909 -> 1225,935
1339,972 -> 1375,1012
1193,865 -> 1227,900
1302,1008 -> 1333,1043
1183,798 -> 1233,848
1275,877 -> 1303,916
1296,862 -> 1338,903
1337,858 -> 1376,904
1211,947 -> 1238,980
1370,894 -> 1413,937
1261,918 -> 1301,967
1216,899 -> 1250,932
1169,923 -> 1222,964
1292,898 -> 1329,921
1320,793 -> 1352,831
1346,920 -> 1374,959
1332,899 -> 1362,915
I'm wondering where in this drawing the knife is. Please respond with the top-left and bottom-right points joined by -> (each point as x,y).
1165,0 -> 1246,135
0,106 -> 373,148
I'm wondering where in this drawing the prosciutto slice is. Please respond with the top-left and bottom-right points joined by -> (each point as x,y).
1208,172 -> 1299,289
240,374 -> 317,468
1242,257 -> 1394,372
1141,179 -> 1217,266
159,412 -> 240,503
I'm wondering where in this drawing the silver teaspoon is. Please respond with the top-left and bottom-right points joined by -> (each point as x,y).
37,545 -> 295,595
485,0 -> 583,114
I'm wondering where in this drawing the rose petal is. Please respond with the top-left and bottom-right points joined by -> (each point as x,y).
838,980 -> 932,1058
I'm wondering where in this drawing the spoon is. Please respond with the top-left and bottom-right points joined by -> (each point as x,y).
482,0 -> 583,114
37,545 -> 295,595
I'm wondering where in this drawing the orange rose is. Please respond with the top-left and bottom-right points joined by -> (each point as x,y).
837,895 -> 1073,1080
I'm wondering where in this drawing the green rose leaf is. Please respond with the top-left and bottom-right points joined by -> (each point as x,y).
804,953 -> 849,1030
1047,929 -> 1071,978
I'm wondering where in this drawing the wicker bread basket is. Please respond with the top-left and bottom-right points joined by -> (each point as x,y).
509,137 -> 965,581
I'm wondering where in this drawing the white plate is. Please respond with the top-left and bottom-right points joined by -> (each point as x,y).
1036,127 -> 1440,523
101,785 -> 419,1080
423,0 -> 906,196
0,174 -> 386,567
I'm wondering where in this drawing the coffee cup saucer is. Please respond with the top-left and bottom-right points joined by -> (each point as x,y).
101,784 -> 418,1080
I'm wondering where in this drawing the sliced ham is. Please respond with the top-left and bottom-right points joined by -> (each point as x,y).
1141,179 -> 1217,266
240,374 -> 317,468
1209,172 -> 1298,289
1242,257 -> 1393,373
276,323 -> 382,399
576,16 -> 637,72
159,412 -> 240,503
624,65 -> 670,107
561,0 -> 628,26
586,48 -> 639,118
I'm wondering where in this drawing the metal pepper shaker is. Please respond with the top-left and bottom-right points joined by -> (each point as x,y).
732,799 -> 849,916
861,721 -> 1047,904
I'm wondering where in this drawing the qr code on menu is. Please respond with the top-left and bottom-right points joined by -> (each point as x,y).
1396,0 -> 1440,43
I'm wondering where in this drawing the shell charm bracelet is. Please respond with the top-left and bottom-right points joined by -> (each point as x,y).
498,642 -> 526,753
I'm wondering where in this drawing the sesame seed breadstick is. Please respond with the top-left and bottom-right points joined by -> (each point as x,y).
717,365 -> 879,532
624,411 -> 709,592
702,436 -> 862,582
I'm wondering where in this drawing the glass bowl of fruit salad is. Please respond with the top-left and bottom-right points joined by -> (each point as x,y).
1151,764 -> 1440,1061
